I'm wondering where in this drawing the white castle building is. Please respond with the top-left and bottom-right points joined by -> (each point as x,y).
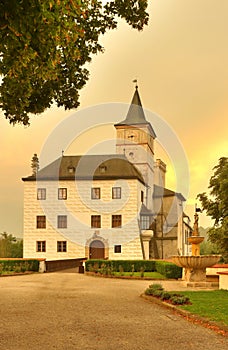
22,87 -> 191,261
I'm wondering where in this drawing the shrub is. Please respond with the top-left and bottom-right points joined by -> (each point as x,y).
145,283 -> 164,297
145,288 -> 155,296
145,284 -> 191,305
119,265 -> 124,276
160,291 -> 171,301
170,295 -> 190,305
130,264 -> 135,276
152,289 -> 164,297
155,261 -> 182,279
148,283 -> 164,291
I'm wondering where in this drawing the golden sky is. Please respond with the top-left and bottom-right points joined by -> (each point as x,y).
0,0 -> 228,236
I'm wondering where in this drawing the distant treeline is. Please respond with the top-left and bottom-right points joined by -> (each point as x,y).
0,232 -> 23,258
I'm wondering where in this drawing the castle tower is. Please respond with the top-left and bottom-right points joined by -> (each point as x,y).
114,85 -> 156,210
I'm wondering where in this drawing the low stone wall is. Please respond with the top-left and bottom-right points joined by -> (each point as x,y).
45,258 -> 87,272
206,265 -> 228,288
206,264 -> 228,276
217,271 -> 228,290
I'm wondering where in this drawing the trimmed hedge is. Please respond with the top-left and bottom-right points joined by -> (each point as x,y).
155,260 -> 182,279
0,259 -> 39,273
85,259 -> 182,279
85,259 -> 156,273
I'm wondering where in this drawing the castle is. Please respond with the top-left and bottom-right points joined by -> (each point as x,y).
22,86 -> 191,261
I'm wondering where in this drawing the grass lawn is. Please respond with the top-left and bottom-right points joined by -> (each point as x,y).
113,271 -> 166,279
176,290 -> 228,327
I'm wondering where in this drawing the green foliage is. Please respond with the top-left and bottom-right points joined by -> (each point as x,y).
160,291 -> 171,301
200,240 -> 220,256
145,284 -> 190,305
170,294 -> 190,305
85,259 -> 182,278
0,259 -> 39,273
197,157 -> 228,262
118,265 -> 124,276
0,232 -> 23,258
0,0 -> 149,125
85,259 -> 156,272
155,261 -> 182,279
140,266 -> 144,278
148,283 -> 164,291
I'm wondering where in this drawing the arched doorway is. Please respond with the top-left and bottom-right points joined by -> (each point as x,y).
89,240 -> 105,259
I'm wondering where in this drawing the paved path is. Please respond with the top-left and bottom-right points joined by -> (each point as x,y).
0,271 -> 227,350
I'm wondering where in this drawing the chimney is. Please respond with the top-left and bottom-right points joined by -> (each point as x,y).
154,159 -> 166,187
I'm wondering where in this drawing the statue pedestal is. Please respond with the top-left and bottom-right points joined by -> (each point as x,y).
141,230 -> 153,260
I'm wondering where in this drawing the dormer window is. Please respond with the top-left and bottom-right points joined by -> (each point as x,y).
68,166 -> 75,174
99,165 -> 107,173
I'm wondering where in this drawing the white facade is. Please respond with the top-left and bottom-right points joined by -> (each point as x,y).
22,87 -> 188,261
23,178 -> 146,260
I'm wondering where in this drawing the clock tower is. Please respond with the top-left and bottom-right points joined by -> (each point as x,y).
114,85 -> 156,210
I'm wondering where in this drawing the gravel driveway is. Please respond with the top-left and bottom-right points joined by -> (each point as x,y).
0,271 -> 227,350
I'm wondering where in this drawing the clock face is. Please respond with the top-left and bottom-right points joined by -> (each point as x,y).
127,130 -> 137,142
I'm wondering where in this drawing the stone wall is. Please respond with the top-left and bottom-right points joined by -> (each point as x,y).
23,178 -> 145,260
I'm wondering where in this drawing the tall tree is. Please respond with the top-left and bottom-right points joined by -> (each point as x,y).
197,157 -> 228,261
0,232 -> 23,258
0,0 -> 149,125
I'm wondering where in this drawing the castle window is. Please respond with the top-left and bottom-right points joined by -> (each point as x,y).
36,216 -> 46,229
91,188 -> 100,199
37,188 -> 46,200
112,215 -> 122,228
58,188 -> 67,200
91,215 -> 101,228
57,215 -> 67,229
141,191 -> 144,203
112,187 -> 121,199
140,215 -> 152,230
57,241 -> 67,252
36,241 -> 46,252
114,245 -> 121,253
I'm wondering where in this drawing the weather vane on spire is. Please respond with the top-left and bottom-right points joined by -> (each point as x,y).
133,79 -> 138,89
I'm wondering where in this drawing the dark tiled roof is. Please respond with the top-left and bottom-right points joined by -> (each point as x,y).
140,203 -> 154,215
115,87 -> 156,138
153,184 -> 186,201
22,154 -> 145,184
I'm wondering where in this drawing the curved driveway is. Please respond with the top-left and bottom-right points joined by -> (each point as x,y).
0,271 -> 227,350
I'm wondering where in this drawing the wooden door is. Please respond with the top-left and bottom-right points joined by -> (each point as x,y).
89,240 -> 105,259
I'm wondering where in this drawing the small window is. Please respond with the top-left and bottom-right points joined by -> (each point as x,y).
68,166 -> 75,174
112,187 -> 121,199
36,241 -> 46,252
141,191 -> 144,203
114,245 -> 121,253
36,216 -> 46,229
99,165 -> 107,173
91,215 -> 101,228
91,188 -> 100,199
57,241 -> 67,252
37,188 -> 46,200
57,215 -> 67,229
112,215 -> 122,228
140,215 -> 152,230
58,188 -> 67,200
